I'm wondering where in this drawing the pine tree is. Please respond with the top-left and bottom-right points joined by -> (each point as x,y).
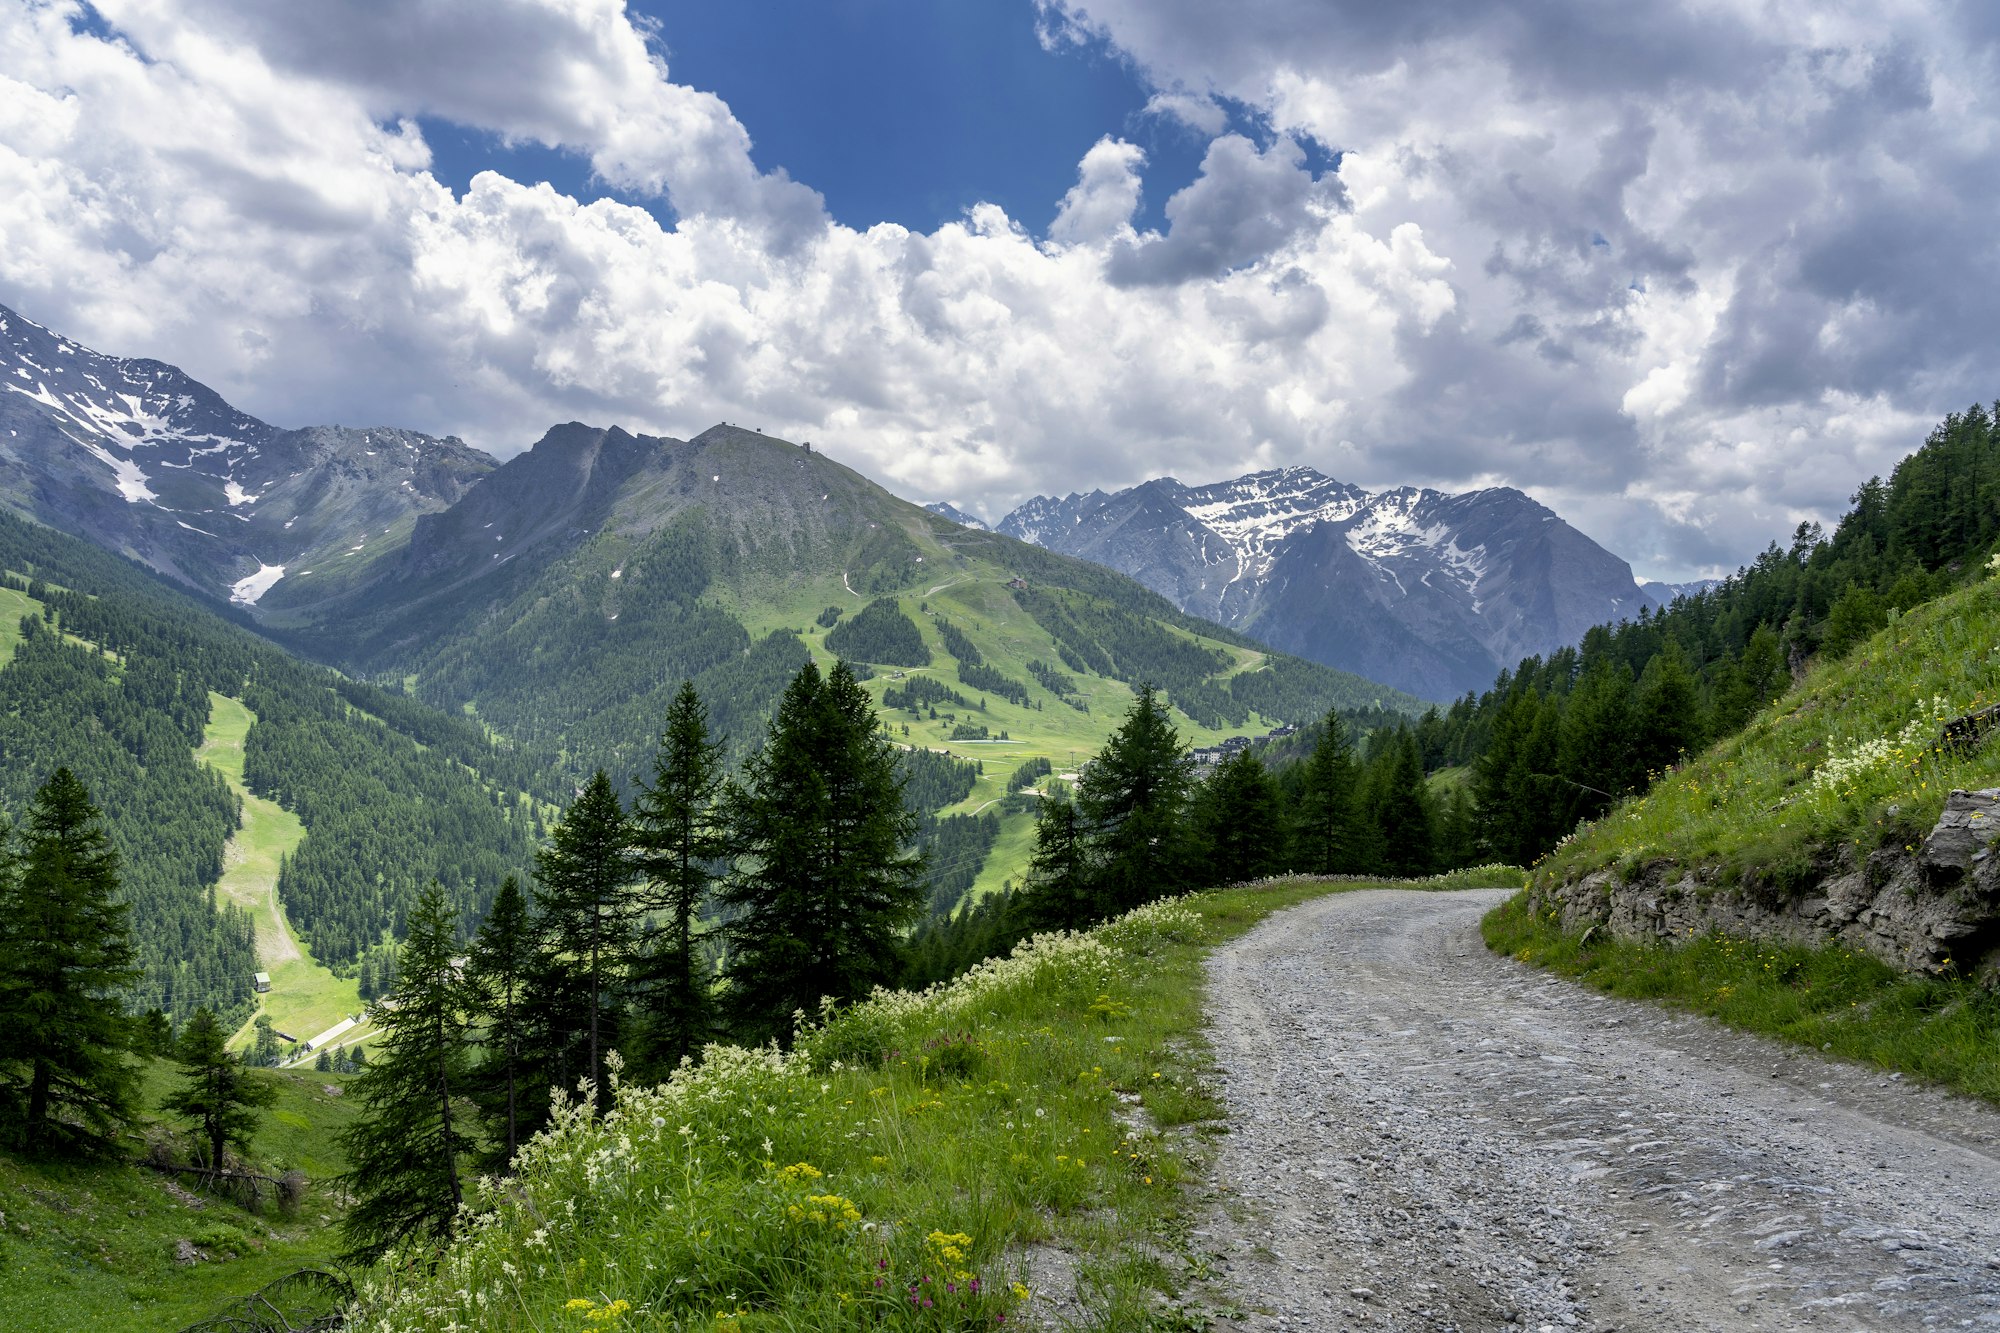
1292,712 -> 1364,875
1074,685 -> 1193,916
1191,750 -> 1284,885
1016,794 -> 1093,931
337,882 -> 473,1265
1364,729 -> 1435,878
627,682 -> 725,1078
1557,659 -> 1639,823
0,769 -> 142,1155
463,875 -> 534,1169
533,773 -> 636,1111
718,661 -> 924,1044
161,1007 -> 276,1173
250,1014 -> 281,1068
1633,638 -> 1705,776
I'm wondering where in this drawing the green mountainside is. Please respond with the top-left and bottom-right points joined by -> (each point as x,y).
1410,403 -> 2000,869
0,1057 -> 361,1331
0,511 -> 540,1038
256,423 -> 1422,897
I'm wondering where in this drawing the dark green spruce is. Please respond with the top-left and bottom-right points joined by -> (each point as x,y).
533,773 -> 637,1110
161,1007 -> 276,1173
718,661 -> 925,1044
338,882 -> 472,1265
628,682 -> 726,1078
0,769 -> 142,1156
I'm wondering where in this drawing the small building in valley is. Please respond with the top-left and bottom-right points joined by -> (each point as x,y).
252,971 -> 271,993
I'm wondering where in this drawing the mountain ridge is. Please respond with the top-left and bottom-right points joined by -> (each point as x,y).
998,467 -> 1654,699
0,302 -> 493,601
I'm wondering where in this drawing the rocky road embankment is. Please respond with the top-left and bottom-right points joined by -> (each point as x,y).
1200,888 -> 2000,1330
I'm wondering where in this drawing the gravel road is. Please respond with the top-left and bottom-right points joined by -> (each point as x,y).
1198,888 -> 2000,1331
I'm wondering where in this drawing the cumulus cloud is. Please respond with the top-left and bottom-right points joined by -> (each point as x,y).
1107,134 -> 1339,287
1049,137 -> 1144,245
1141,90 -> 1227,136
1036,0 -> 2000,574
1,0 -> 1994,579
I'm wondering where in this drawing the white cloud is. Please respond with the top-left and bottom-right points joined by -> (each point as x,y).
1049,137 -> 1144,245
1034,0 -> 2000,575
2,0 -> 1994,580
1141,90 -> 1227,136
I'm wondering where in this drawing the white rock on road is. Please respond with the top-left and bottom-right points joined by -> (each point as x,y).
1199,887 -> 2000,1330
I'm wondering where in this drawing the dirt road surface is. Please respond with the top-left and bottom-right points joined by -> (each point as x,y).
1200,888 -> 2000,1331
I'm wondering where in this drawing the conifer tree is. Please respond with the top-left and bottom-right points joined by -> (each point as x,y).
464,875 -> 534,1168
1557,659 -> 1638,822
1633,637 -> 1706,776
0,769 -> 141,1155
718,661 -> 924,1044
1074,685 -> 1193,916
533,773 -> 636,1110
628,682 -> 725,1078
1016,794 -> 1093,931
1292,711 -> 1364,875
1364,729 -> 1435,878
338,882 -> 472,1264
162,1007 -> 276,1173
1191,750 -> 1284,885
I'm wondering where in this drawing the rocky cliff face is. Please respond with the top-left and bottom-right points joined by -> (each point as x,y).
0,303 -> 492,602
1533,788 -> 2000,979
999,467 -> 1653,699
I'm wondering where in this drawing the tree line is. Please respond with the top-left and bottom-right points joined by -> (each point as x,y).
1406,402 -> 2000,866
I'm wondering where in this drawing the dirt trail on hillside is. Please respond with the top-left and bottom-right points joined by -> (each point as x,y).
1200,888 -> 2000,1331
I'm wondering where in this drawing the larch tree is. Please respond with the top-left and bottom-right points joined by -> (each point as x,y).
463,874 -> 534,1170
1074,684 -> 1193,917
533,772 -> 636,1111
718,661 -> 924,1045
161,1006 -> 276,1174
627,681 -> 725,1078
0,769 -> 141,1156
337,882 -> 473,1265
1293,711 -> 1364,875
1191,749 -> 1285,885
1016,792 -> 1092,932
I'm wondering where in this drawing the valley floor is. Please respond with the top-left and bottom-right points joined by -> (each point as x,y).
1201,889 -> 2000,1330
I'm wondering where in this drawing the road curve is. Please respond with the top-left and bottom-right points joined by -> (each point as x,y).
1198,888 -> 2000,1331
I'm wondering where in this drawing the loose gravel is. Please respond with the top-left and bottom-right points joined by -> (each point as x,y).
1197,887 -> 2000,1331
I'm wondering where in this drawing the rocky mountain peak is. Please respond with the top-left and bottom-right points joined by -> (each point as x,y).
998,467 -> 1652,699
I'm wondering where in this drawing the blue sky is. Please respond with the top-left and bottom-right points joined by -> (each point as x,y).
420,0 -> 1223,235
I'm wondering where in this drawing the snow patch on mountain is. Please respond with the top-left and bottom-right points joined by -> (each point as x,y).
230,564 -> 286,605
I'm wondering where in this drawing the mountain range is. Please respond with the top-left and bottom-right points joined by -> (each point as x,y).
991,469 -> 1669,699
0,303 -> 1415,780
0,299 -> 1690,716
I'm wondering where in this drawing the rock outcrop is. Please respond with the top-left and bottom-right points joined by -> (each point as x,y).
1533,788 -> 2000,979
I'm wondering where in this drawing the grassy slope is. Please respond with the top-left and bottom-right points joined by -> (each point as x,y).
0,582 -> 41,667
1536,572 -> 2000,890
770,570 -> 1301,895
0,1062 -> 357,1333
1489,573 -> 2000,1100
1484,895 -> 2000,1102
195,693 -> 373,1061
354,876 -> 1430,1331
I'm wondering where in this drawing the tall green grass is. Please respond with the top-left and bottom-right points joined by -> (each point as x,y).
1484,892 -> 2000,1101
355,878 -> 1370,1331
